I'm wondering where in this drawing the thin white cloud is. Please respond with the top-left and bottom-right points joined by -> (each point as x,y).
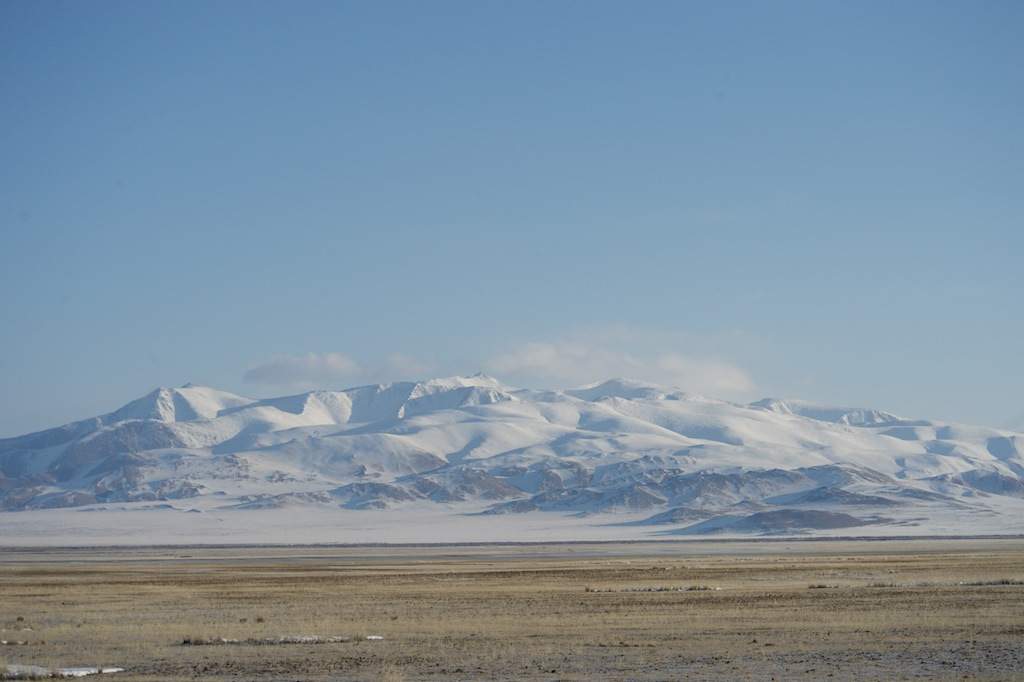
243,351 -> 436,390
243,352 -> 364,388
380,352 -> 435,379
242,330 -> 755,399
483,328 -> 757,398
653,352 -> 756,395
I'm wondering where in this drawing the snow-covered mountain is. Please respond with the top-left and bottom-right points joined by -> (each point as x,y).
3,375 -> 1024,540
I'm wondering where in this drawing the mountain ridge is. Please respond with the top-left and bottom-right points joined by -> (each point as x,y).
2,375 -> 1023,539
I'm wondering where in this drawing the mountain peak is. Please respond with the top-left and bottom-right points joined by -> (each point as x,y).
565,378 -> 677,402
105,385 -> 254,423
750,397 -> 905,426
418,374 -> 509,391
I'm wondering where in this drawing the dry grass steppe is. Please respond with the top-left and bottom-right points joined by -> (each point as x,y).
2,539 -> 1023,680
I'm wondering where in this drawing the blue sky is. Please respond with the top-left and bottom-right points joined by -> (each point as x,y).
2,0 -> 1022,437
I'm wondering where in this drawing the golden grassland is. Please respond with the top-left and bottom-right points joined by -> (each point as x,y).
2,539 -> 1023,680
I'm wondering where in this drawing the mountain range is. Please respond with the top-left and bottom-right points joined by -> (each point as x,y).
2,375 -> 1023,540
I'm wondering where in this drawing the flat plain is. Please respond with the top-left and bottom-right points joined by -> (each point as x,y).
2,539 -> 1023,680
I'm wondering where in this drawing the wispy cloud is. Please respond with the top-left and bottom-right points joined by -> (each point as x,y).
483,327 -> 757,398
243,352 -> 363,388
242,328 -> 756,400
378,353 -> 435,380
243,351 -> 434,390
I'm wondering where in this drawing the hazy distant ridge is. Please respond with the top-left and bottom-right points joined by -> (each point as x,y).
2,375 -> 1022,536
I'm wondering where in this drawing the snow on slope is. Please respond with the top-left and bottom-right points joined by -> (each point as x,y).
2,374 -> 1024,540
750,397 -> 904,426
107,384 -> 256,423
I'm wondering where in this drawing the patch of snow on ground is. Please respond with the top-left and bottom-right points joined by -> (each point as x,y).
2,665 -> 124,679
58,669 -> 125,679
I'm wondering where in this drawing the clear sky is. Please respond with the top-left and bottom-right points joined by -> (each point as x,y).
2,0 -> 1022,437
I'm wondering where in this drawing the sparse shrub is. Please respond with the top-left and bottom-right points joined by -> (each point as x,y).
973,578 -> 1024,586
375,660 -> 405,682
